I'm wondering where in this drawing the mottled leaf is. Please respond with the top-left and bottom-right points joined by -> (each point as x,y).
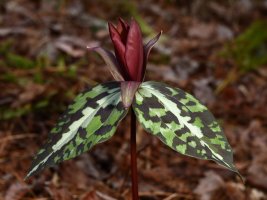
133,81 -> 239,174
26,82 -> 128,178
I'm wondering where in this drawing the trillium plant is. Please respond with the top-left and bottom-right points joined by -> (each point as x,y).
26,18 -> 240,199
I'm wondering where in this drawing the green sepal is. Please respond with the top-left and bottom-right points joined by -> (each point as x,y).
133,81 -> 240,175
26,82 -> 128,178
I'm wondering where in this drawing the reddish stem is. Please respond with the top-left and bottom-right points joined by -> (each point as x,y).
130,108 -> 139,200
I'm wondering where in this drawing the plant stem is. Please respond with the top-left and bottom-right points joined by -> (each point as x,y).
130,108 -> 139,200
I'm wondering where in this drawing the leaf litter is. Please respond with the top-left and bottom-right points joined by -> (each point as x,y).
0,0 -> 267,199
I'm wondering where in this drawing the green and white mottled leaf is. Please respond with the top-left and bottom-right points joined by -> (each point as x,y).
26,82 -> 128,178
133,81 -> 239,174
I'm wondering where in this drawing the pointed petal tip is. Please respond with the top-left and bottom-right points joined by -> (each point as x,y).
144,31 -> 162,54
142,31 -> 163,78
155,30 -> 163,40
118,17 -> 129,27
125,18 -> 144,81
127,18 -> 141,32
108,22 -> 118,37
108,22 -> 118,30
88,46 -> 125,81
130,18 -> 140,27
130,17 -> 138,23
108,21 -> 115,28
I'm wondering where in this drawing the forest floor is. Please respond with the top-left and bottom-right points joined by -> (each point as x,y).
0,0 -> 267,199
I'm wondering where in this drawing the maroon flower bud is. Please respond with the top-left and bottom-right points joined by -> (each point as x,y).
109,19 -> 144,81
89,18 -> 162,83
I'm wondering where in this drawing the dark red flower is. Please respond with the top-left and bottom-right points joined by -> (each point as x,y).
88,18 -> 161,108
109,19 -> 144,81
89,18 -> 162,83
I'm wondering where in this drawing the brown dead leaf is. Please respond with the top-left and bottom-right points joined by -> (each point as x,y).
188,21 -> 233,41
55,41 -> 85,58
247,154 -> 267,191
54,36 -> 97,58
193,77 -> 216,105
188,22 -> 216,40
12,82 -> 45,107
0,28 -> 29,37
194,171 -> 224,200
47,187 -> 72,200
82,190 -> 117,200
4,182 -> 29,200
211,182 -> 246,200
95,191 -> 117,200
82,191 -> 101,200
195,171 -> 247,200
172,56 -> 199,81
147,64 -> 177,82
249,188 -> 266,200
59,161 -> 90,190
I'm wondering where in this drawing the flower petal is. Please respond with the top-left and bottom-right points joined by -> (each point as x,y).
144,31 -> 162,61
117,18 -> 129,44
119,17 -> 129,29
108,22 -> 128,72
88,46 -> 125,81
142,31 -> 162,81
125,19 -> 144,81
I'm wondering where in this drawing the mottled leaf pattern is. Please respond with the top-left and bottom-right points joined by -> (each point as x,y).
26,82 -> 128,178
133,81 -> 238,173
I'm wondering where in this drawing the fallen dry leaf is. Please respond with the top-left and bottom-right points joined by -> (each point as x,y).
12,82 -> 45,107
194,171 -> 224,200
82,190 -> 101,200
4,182 -> 29,200
210,182 -> 246,200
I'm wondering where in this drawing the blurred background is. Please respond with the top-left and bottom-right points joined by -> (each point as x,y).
0,0 -> 267,199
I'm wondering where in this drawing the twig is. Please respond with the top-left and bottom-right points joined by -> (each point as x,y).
0,134 -> 36,144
